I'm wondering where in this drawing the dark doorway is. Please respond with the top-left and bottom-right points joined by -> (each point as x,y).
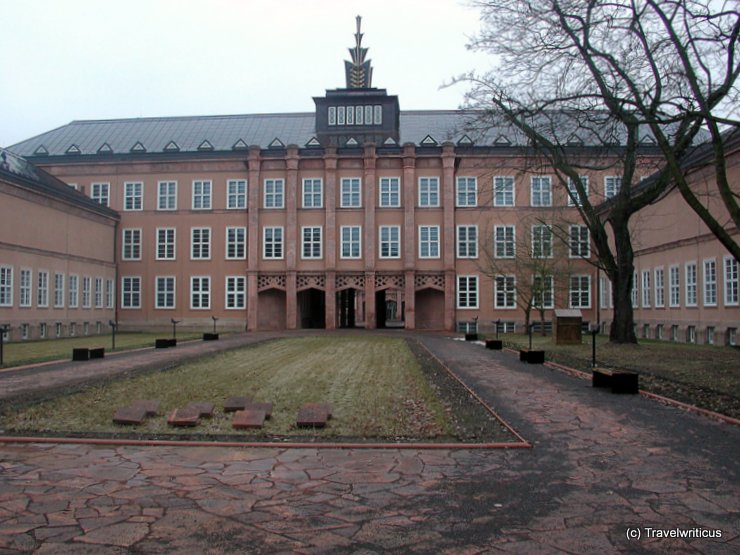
298,288 -> 325,328
375,290 -> 387,329
337,289 -> 356,328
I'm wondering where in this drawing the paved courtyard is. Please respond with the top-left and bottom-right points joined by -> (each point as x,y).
1,332 -> 738,553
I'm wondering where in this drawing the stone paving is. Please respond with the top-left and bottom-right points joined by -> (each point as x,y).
0,332 -> 738,553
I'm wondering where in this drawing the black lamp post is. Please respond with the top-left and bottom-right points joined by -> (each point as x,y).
109,320 -> 117,351
496,318 -> 501,340
529,323 -> 534,351
171,318 -> 180,340
211,316 -> 218,334
0,325 -> 9,366
591,324 -> 599,368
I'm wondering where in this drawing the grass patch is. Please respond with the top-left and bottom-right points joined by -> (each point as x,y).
496,332 -> 740,418
2,336 -> 464,440
0,332 -> 204,368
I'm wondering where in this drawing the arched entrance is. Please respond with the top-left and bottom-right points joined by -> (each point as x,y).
297,288 -> 325,328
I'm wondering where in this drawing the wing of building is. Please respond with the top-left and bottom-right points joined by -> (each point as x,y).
2,18 -> 737,344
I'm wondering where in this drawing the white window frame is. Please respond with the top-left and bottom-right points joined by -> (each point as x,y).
724,255 -> 739,306
641,270 -> 651,308
495,275 -> 517,309
569,275 -> 591,309
226,227 -> 247,260
703,258 -> 717,307
225,276 -> 246,310
68,274 -> 78,308
418,177 -> 440,207
123,181 -> 144,211
530,176 -> 552,207
569,225 -> 590,258
155,276 -> 176,309
38,270 -> 49,307
493,176 -> 515,207
105,279 -> 114,309
457,275 -> 479,309
340,177 -> 362,208
531,225 -> 553,258
122,228 -> 142,261
191,227 -> 211,260
494,225 -> 516,259
156,228 -> 176,260
121,276 -> 141,309
157,180 -> 177,211
0,266 -> 12,307
190,276 -> 211,310
301,226 -> 323,259
533,275 -> 555,309
456,177 -> 477,207
227,179 -> 247,209
263,178 -> 285,209
456,225 -> 478,259
654,267 -> 665,308
379,177 -> 401,207
192,180 -> 212,210
91,182 -> 110,207
302,178 -> 323,208
418,225 -> 440,259
567,176 -> 589,207
263,226 -> 284,259
54,272 -> 65,308
340,226 -> 361,259
631,271 -> 639,308
669,265 -> 680,307
20,268 -> 32,307
379,225 -> 401,259
94,277 -> 103,308
685,261 -> 698,307
605,176 -> 622,200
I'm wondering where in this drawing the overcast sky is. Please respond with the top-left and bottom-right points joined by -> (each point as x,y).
1,0 -> 492,147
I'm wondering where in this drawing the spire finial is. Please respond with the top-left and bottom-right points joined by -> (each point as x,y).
344,15 -> 373,88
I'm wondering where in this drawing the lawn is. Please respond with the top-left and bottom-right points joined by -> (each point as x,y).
495,332 -> 740,418
0,332 -> 204,368
1,336 -> 459,439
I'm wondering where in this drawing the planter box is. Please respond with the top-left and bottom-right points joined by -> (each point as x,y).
72,348 -> 90,361
89,347 -> 105,359
485,339 -> 503,350
465,333 -> 478,341
203,333 -> 219,341
593,368 -> 639,394
155,338 -> 176,349
519,349 -> 545,364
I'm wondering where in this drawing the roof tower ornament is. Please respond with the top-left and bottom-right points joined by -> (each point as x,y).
344,15 -> 373,88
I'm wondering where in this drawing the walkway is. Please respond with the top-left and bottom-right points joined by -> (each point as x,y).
0,332 -> 738,553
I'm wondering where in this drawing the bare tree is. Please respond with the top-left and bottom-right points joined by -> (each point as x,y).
457,0 -> 739,343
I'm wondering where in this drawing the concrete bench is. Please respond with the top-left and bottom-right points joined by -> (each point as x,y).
519,349 -> 545,364
72,347 -> 105,361
592,368 -> 639,394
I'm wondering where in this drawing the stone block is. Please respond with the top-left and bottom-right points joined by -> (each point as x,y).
185,401 -> 215,417
223,396 -> 252,412
232,409 -> 266,429
245,401 -> 273,419
167,407 -> 200,427
113,406 -> 148,425
130,400 -> 161,416
296,403 -> 330,428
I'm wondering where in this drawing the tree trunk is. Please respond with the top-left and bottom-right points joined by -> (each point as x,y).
609,220 -> 638,344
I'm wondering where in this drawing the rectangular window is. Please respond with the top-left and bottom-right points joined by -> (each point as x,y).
0,266 -> 12,307
302,226 -> 323,259
494,225 -> 515,258
155,276 -> 176,309
494,176 -> 515,206
374,105 -> 382,124
567,176 -> 588,207
123,181 -> 143,211
82,276 -> 91,308
724,256 -> 739,306
456,177 -> 477,207
328,106 -> 336,125
533,275 -> 554,309
190,276 -> 211,309
68,274 -> 78,308
418,225 -> 440,258
631,271 -> 639,308
94,277 -> 103,308
157,180 -> 177,210
192,180 -> 212,210
20,268 -> 31,307
379,177 -> 401,207
302,178 -> 323,208
569,225 -> 590,258
227,179 -> 247,209
599,276 -> 609,309
457,275 -> 479,309
379,225 -> 401,258
687,325 -> 696,343
728,328 -> 737,346
263,227 -> 284,259
39,323 -> 46,339
226,227 -> 246,260
531,176 -> 552,207
21,323 -> 29,340
641,270 -> 651,308
156,228 -> 176,260
706,326 -> 715,345
91,182 -> 110,207
569,275 -> 591,308
685,262 -> 697,306
121,276 -> 141,309
669,265 -> 680,307
191,227 -> 211,260
605,176 -> 622,199
122,228 -> 142,260
456,225 -> 478,258
264,179 -> 285,209
531,225 -> 553,258
340,178 -> 362,207
703,258 -> 717,306
54,272 -> 65,308
495,275 -> 517,309
340,226 -> 361,258
38,270 -> 49,307
418,177 -> 440,207
654,267 -> 665,308
226,276 -> 246,309
105,279 -> 114,309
